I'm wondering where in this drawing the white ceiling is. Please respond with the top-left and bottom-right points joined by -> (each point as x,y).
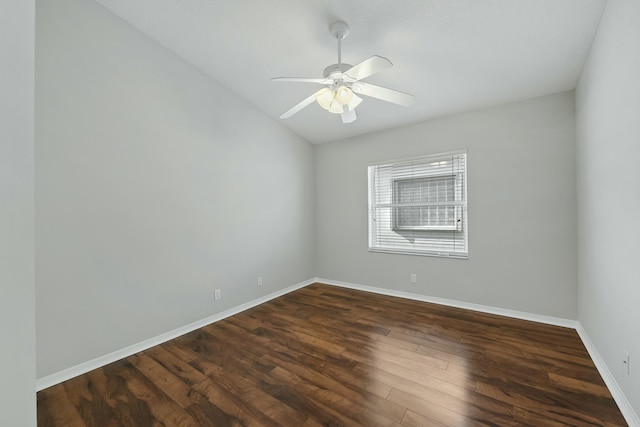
95,0 -> 605,144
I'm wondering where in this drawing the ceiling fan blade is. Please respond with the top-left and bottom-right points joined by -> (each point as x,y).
344,55 -> 393,81
279,89 -> 323,119
352,82 -> 415,106
271,77 -> 332,84
341,109 -> 357,124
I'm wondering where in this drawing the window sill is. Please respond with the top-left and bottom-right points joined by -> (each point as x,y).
368,247 -> 468,259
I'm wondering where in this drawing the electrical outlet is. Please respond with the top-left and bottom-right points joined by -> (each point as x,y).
624,352 -> 630,375
214,289 -> 221,301
257,276 -> 263,287
410,273 -> 417,283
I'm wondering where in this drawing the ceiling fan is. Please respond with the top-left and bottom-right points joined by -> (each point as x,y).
272,20 -> 415,124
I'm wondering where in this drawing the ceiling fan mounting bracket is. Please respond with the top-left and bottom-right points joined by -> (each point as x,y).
329,20 -> 350,40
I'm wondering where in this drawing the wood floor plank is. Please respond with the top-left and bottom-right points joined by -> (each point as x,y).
38,283 -> 627,426
392,387 -> 523,426
476,379 -> 624,426
192,379 -> 283,427
512,406 -> 581,427
129,352 -> 197,409
62,370 -> 122,426
224,315 -> 395,399
267,364 -> 404,427
387,388 -> 476,426
259,347 -> 407,423
401,409 -> 448,427
37,384 -> 86,427
83,363 -> 157,426
349,347 -> 477,392
364,361 -> 513,422
548,372 -> 612,398
173,332 -> 310,426
119,361 -> 200,427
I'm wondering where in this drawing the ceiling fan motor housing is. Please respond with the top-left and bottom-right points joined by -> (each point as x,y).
322,63 -> 353,80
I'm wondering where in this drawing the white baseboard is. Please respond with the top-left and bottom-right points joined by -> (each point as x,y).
576,324 -> 640,427
36,278 -> 315,391
315,277 -> 578,329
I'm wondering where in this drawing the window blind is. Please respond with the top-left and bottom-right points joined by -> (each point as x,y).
368,150 -> 468,258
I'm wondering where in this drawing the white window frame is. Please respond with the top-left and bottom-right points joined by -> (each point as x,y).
368,150 -> 468,259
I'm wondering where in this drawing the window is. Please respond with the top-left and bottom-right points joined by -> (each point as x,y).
368,150 -> 468,258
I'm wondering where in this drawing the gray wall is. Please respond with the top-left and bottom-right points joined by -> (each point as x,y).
36,0 -> 315,378
576,0 -> 640,415
316,92 -> 577,319
0,0 -> 36,424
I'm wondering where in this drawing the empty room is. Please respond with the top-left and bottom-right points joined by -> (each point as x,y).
2,0 -> 639,425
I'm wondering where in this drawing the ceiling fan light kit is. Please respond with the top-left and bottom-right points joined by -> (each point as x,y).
316,85 -> 361,114
272,20 -> 414,124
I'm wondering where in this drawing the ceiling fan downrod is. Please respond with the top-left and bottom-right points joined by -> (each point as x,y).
330,20 -> 350,66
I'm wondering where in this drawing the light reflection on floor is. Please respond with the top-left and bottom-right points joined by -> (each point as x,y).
364,330 -> 473,425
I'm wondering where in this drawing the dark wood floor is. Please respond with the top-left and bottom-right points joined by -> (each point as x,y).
38,283 -> 627,426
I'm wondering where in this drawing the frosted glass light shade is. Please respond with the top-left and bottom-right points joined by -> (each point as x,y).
347,94 -> 362,111
335,86 -> 353,105
316,88 -> 334,110
328,99 -> 344,114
